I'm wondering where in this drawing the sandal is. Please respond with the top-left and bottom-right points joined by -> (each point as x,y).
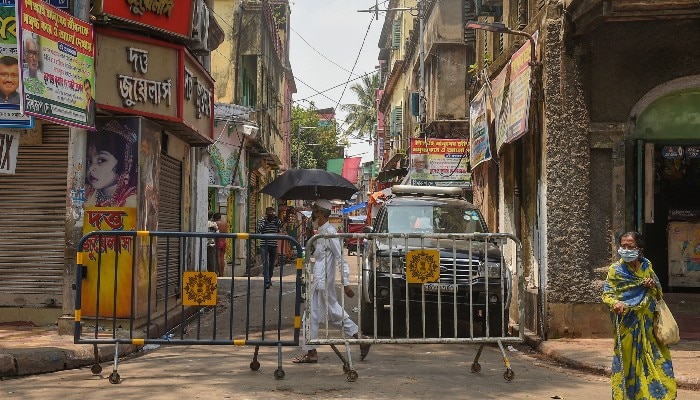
292,354 -> 318,364
360,343 -> 371,361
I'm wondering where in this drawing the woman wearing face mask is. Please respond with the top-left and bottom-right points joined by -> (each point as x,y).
602,231 -> 676,400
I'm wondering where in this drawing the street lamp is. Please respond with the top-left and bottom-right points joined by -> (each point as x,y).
297,126 -> 316,168
465,21 -> 537,67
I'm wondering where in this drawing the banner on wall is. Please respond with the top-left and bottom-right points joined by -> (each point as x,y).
0,1 -> 33,128
410,138 -> 471,188
19,0 -> 95,129
469,86 -> 491,168
81,207 -> 137,318
492,31 -> 539,151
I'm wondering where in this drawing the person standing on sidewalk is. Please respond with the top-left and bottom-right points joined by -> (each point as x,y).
602,231 -> 676,400
257,207 -> 282,289
292,199 -> 370,364
213,213 -> 229,276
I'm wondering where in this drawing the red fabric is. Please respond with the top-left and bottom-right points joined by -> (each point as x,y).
341,157 -> 362,184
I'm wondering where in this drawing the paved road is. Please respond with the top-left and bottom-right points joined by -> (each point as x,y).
4,252 -> 698,399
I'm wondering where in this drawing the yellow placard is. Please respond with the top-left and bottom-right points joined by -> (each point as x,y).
182,271 -> 218,306
81,207 -> 137,318
405,249 -> 440,283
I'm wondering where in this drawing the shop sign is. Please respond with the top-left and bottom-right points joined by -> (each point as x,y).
96,29 -> 213,143
19,0 -> 95,129
93,0 -> 194,39
182,53 -> 213,136
469,86 -> 491,168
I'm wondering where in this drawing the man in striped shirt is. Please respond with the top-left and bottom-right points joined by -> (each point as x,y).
257,207 -> 282,289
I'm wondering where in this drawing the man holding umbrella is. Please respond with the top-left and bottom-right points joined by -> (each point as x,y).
292,199 -> 370,364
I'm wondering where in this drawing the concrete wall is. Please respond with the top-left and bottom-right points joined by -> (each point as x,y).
542,13 -> 600,308
586,19 -> 700,123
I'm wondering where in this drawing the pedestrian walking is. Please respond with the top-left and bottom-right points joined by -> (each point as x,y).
601,231 -> 676,400
207,212 -> 219,273
257,207 -> 282,289
292,199 -> 370,364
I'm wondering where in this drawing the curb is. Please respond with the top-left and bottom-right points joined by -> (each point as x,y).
521,331 -> 700,392
0,343 -> 140,378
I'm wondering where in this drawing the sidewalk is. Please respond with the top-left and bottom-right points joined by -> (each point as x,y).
1,322 -> 698,391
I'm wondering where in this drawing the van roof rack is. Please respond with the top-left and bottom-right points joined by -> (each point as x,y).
391,185 -> 463,197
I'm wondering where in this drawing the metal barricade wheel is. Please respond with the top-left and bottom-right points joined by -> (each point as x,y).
274,368 -> 285,380
504,368 -> 515,381
250,361 -> 260,371
91,364 -> 102,375
108,372 -> 121,384
470,362 -> 481,373
346,370 -> 358,382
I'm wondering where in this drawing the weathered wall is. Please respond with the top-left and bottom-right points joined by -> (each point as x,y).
586,19 -> 700,122
542,13 -> 598,305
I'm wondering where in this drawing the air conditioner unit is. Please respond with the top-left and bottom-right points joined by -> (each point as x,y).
242,124 -> 259,140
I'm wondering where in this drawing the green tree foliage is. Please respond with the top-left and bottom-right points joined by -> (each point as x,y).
291,104 -> 343,169
340,73 -> 379,140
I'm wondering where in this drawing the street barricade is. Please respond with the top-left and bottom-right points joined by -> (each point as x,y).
303,232 -> 523,382
74,230 -> 303,384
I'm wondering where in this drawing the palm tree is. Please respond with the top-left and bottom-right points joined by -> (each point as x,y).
340,73 -> 379,140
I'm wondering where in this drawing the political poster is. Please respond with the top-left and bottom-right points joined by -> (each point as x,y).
19,0 -> 95,129
410,138 -> 471,188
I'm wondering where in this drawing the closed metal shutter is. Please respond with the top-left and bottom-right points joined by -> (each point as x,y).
0,125 -> 68,307
157,153 -> 182,300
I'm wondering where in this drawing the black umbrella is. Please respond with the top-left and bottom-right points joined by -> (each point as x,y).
260,169 -> 358,200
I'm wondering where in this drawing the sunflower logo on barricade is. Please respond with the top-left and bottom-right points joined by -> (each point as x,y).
406,249 -> 440,283
183,271 -> 218,306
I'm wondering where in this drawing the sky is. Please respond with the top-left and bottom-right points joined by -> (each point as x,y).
287,0 -> 383,163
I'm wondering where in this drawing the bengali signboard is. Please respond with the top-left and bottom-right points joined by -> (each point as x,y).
182,52 -> 213,138
492,32 -> 539,151
469,86 -> 491,168
81,207 -> 138,317
19,0 -> 95,129
95,29 -> 213,144
0,1 -> 33,128
410,138 -> 471,188
93,0 -> 194,38
504,31 -> 538,145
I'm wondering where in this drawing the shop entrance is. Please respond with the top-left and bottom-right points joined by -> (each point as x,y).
642,143 -> 700,293
635,87 -> 700,293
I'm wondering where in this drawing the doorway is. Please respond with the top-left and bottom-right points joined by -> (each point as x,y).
642,143 -> 700,293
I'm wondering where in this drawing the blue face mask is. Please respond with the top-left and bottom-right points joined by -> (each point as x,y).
618,248 -> 639,262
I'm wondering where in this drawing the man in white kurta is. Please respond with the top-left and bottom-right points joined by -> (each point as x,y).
293,199 -> 369,363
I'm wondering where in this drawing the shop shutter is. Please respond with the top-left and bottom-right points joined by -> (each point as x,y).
0,124 -> 68,307
157,154 -> 182,301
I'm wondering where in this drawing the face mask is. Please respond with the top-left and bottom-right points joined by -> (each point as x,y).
618,248 -> 639,262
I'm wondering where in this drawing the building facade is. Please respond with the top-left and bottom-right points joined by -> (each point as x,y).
0,0 -> 225,332
210,0 -> 294,275
470,0 -> 700,337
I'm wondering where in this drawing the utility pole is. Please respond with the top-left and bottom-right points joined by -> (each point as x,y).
59,0 -> 91,335
359,1 -> 426,133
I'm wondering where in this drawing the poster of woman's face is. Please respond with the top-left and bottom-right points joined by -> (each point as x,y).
85,118 -> 139,208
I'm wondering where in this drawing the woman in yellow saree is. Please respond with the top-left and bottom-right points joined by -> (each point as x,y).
602,231 -> 676,399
